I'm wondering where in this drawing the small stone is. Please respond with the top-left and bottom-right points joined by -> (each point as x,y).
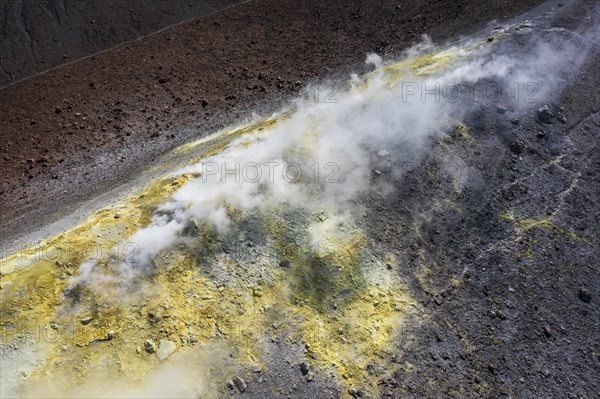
349,386 -> 363,397
233,375 -> 247,393
300,362 -> 309,376
279,260 -> 290,268
537,105 -> 554,124
156,339 -> 176,361
106,330 -> 115,340
114,213 -> 120,219
579,287 -> 591,303
496,105 -> 507,114
487,37 -> 495,42
509,139 -> 523,154
306,371 -> 314,382
144,339 -> 156,354
377,149 -> 389,157
536,130 -> 546,139
80,317 -> 93,325
201,99 -> 209,107
541,369 -> 551,378
543,326 -> 552,338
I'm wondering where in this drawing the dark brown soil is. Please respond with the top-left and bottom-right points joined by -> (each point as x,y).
0,0 -> 547,243
0,0 -> 244,86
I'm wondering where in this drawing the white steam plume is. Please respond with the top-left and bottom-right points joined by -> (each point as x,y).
71,28 -> 593,288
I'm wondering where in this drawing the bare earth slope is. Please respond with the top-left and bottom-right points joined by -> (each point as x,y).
0,0 -> 244,86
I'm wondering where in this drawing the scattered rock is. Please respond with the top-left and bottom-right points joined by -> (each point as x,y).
509,139 -> 523,154
543,326 -> 552,338
306,371 -> 314,382
114,213 -> 120,219
106,330 -> 115,340
279,259 -> 290,268
536,130 -> 546,139
300,362 -> 309,376
496,105 -> 507,114
537,105 -> 554,124
349,386 -> 363,397
80,316 -> 93,325
233,375 -> 247,393
578,287 -> 591,303
147,310 -> 160,322
156,339 -> 176,361
144,338 -> 156,354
